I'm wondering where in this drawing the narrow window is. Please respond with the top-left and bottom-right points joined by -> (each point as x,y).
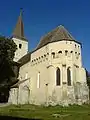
56,68 -> 61,86
67,67 -> 71,86
37,72 -> 40,88
19,44 -> 22,49
51,52 -> 55,58
75,44 -> 76,48
58,51 -> 62,57
65,50 -> 68,56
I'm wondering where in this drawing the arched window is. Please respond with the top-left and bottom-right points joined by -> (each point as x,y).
67,67 -> 71,86
58,51 -> 62,54
51,52 -> 55,58
58,51 -> 62,58
56,67 -> 61,86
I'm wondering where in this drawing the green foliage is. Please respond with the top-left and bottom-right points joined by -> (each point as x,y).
0,36 -> 17,84
0,36 -> 18,102
0,36 -> 17,62
86,69 -> 90,88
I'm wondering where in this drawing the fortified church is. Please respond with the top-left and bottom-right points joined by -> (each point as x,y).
8,10 -> 89,106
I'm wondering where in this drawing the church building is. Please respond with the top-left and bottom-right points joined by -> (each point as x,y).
8,10 -> 89,106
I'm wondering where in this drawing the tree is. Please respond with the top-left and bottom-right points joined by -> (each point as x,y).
0,36 -> 19,102
86,69 -> 90,100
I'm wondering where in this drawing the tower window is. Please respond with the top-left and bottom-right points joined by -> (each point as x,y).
19,44 -> 22,49
75,44 -> 76,48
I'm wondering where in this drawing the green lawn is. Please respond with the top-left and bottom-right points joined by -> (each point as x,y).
0,104 -> 90,120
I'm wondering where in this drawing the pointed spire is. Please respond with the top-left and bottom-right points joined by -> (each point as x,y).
12,8 -> 27,41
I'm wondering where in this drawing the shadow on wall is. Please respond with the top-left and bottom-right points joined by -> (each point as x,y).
0,116 -> 41,120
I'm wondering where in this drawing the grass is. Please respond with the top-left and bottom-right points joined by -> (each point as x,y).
0,104 -> 90,120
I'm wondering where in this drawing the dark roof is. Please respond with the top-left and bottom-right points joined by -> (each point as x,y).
17,25 -> 81,66
11,78 -> 29,88
18,52 -> 31,66
36,25 -> 81,50
12,9 -> 27,41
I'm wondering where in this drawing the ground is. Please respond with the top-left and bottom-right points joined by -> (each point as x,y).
0,104 -> 90,120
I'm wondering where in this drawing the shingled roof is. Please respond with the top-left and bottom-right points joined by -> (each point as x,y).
18,52 -> 31,66
11,78 -> 30,88
17,25 -> 81,66
36,25 -> 80,50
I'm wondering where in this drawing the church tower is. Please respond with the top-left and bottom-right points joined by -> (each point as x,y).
12,9 -> 28,62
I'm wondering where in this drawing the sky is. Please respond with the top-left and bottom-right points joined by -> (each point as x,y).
0,0 -> 90,71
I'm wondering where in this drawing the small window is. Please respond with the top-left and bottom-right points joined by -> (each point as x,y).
44,54 -> 46,57
70,51 -> 73,53
75,44 -> 76,48
58,51 -> 62,54
65,50 -> 68,56
19,44 -> 22,49
75,52 -> 77,54
51,52 -> 55,58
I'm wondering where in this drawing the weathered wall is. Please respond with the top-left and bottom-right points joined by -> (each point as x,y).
9,40 -> 89,106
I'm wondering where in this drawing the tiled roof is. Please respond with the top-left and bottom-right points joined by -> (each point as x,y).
11,78 -> 30,88
12,9 -> 27,41
36,25 -> 79,50
17,25 -> 81,66
18,52 -> 31,67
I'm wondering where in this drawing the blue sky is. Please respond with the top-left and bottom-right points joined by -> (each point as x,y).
0,0 -> 90,71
